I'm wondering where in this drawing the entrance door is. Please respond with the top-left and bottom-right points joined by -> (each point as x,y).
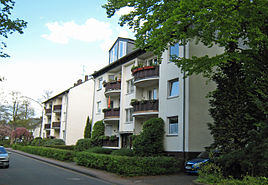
121,134 -> 132,148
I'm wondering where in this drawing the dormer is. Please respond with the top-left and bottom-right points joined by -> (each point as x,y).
109,37 -> 135,64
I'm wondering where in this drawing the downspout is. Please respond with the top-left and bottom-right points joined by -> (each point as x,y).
182,41 -> 186,163
91,77 -> 96,132
64,93 -> 69,143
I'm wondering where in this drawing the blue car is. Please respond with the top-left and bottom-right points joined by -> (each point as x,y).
184,151 -> 209,174
0,146 -> 10,168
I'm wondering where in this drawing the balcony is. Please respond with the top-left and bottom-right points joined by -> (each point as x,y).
45,109 -> 52,115
104,81 -> 121,97
103,108 -> 120,122
102,137 -> 119,147
131,99 -> 159,117
53,105 -> 62,113
132,66 -> 159,87
52,122 -> 61,129
44,124 -> 51,129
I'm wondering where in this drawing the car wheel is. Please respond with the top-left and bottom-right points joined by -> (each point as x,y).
5,164 -> 9,168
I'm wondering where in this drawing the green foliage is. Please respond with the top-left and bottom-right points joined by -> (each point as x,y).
0,139 -> 10,147
75,152 -> 181,176
46,145 -> 75,151
31,137 -> 49,146
43,139 -> 65,146
84,116 -> 92,138
86,147 -> 113,155
103,0 -> 268,77
208,60 -> 268,178
111,148 -> 134,157
91,120 -> 104,139
12,145 -> 75,161
75,138 -> 93,151
133,118 -> 164,156
0,0 -> 27,57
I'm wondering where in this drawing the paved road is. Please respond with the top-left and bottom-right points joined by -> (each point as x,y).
0,152 -> 113,185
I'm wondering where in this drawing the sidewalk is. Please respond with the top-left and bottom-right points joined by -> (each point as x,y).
7,148 -> 197,185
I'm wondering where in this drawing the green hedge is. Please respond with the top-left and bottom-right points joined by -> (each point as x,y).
75,152 -> 181,176
47,145 -> 75,150
13,145 -> 75,161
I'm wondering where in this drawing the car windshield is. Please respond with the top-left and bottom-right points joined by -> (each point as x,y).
0,147 -> 7,154
197,151 -> 209,159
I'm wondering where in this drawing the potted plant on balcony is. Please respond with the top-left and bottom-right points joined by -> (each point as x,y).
130,99 -> 139,106
109,135 -> 117,141
102,108 -> 111,113
131,64 -> 144,74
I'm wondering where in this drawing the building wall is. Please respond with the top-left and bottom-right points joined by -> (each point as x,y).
65,80 -> 94,145
159,46 -> 185,152
120,61 -> 135,132
187,40 -> 224,152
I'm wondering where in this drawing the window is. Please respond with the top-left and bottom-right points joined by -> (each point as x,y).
106,125 -> 112,136
98,77 -> 103,90
148,88 -> 158,100
119,41 -> 126,58
168,116 -> 178,135
97,101 -> 101,113
153,88 -> 158,99
114,43 -> 118,61
127,79 -> 134,94
108,75 -> 115,81
169,43 -> 179,62
168,78 -> 179,97
126,108 -> 133,123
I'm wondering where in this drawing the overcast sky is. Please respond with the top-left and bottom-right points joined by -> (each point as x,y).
0,0 -> 134,111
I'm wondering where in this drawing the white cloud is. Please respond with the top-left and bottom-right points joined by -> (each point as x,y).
115,7 -> 134,16
42,18 -> 113,44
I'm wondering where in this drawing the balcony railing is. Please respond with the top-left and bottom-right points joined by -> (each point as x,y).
103,108 -> 120,119
102,137 -> 119,147
132,66 -> 159,81
131,99 -> 159,113
44,124 -> 51,129
52,122 -> 61,129
104,81 -> 121,92
45,109 -> 52,115
53,105 -> 62,112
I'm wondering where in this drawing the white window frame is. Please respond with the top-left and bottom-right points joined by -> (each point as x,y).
98,77 -> 103,90
127,79 -> 134,94
169,43 -> 179,62
97,101 -> 101,113
168,116 -> 178,135
125,108 -> 134,123
168,78 -> 179,98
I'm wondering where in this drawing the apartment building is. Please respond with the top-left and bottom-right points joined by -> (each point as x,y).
42,76 -> 94,145
91,37 -> 224,155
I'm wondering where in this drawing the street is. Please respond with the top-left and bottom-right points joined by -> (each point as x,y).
0,152 -> 113,185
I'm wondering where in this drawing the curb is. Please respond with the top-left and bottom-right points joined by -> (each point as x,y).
7,148 -> 97,178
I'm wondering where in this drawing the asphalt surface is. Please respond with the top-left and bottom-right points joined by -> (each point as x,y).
0,151 -> 113,185
5,148 -> 197,185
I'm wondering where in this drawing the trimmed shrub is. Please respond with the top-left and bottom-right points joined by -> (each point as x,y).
47,145 -> 75,150
87,147 -> 113,154
44,139 -> 65,146
111,148 -> 134,157
75,152 -> 181,176
31,137 -> 49,146
84,116 -> 92,138
91,120 -> 104,139
13,145 -> 75,161
75,138 -> 93,151
133,118 -> 165,156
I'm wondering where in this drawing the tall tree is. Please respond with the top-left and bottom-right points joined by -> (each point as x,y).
84,116 -> 92,138
104,0 -> 268,177
0,0 -> 27,58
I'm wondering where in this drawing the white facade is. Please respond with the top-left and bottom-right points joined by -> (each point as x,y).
42,76 -> 94,145
91,37 -> 224,153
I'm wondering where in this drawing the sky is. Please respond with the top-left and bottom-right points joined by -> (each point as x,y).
0,0 -> 134,112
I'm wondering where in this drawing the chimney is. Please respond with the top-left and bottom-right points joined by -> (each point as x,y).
77,79 -> 82,85
85,75 -> 88,81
